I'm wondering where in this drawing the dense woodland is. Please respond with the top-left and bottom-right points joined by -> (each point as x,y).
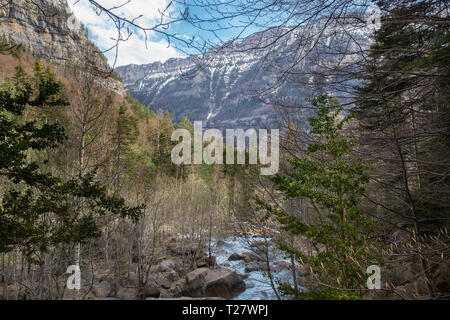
0,0 -> 448,300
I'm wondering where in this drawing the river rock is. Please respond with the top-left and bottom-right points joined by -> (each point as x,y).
216,240 -> 227,247
182,268 -> 208,297
165,269 -> 179,282
155,275 -> 172,290
92,281 -> 112,298
195,256 -> 209,267
203,269 -> 246,299
197,255 -> 217,268
170,279 -> 185,298
272,261 -> 291,273
242,252 -> 264,263
117,287 -> 140,300
228,253 -> 244,261
140,284 -> 160,299
187,268 -> 208,283
158,259 -> 176,272
245,261 -> 269,273
196,260 -> 208,268
250,241 -> 267,254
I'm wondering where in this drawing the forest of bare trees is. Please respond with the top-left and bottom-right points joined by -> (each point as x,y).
0,0 -> 448,302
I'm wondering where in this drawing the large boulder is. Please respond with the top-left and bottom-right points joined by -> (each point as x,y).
92,281 -> 112,298
117,287 -> 140,300
250,241 -> 267,254
158,259 -> 176,272
242,252 -> 264,263
203,269 -> 246,299
182,268 -> 208,297
216,240 -> 227,247
197,255 -> 217,268
245,261 -> 269,273
186,268 -> 209,283
140,284 -> 160,299
169,279 -> 185,298
165,269 -> 179,282
155,275 -> 172,290
272,261 -> 291,273
228,253 -> 244,261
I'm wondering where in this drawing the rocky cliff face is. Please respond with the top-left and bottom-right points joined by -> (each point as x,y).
117,55 -> 284,129
117,39 -> 292,130
116,26 -> 368,129
0,0 -> 122,93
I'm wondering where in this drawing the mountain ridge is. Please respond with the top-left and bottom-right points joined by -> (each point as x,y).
0,0 -> 123,93
116,25 -> 368,129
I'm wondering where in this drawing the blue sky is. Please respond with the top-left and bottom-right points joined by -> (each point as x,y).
66,1 -> 377,67
67,0 -> 244,67
67,0 -> 272,67
68,0 -> 183,66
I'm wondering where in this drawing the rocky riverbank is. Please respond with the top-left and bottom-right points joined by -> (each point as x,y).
87,235 -> 299,300
89,240 -> 247,300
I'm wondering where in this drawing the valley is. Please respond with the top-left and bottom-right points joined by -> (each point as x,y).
0,0 -> 448,303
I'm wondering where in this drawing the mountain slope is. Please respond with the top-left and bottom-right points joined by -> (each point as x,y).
0,0 -> 122,92
116,26 -> 369,129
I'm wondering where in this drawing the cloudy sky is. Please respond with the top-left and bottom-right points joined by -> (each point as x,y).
66,0 -> 295,68
67,0 -> 183,67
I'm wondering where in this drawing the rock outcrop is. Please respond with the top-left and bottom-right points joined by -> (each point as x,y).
0,0 -> 123,93
181,267 -> 246,299
1,1 -> 100,66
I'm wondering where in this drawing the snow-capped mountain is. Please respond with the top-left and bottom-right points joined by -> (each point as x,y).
116,25 -> 369,129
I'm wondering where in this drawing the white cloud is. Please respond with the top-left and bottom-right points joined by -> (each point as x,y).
107,36 -> 180,67
67,0 -> 181,66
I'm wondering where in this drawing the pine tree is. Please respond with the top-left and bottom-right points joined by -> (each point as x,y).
150,109 -> 176,175
355,0 -> 449,298
257,95 -> 376,299
0,64 -> 143,260
112,103 -> 139,193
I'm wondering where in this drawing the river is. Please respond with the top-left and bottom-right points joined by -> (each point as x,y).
213,236 -> 295,300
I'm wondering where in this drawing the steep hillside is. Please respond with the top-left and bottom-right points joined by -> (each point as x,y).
0,0 -> 122,92
116,26 -> 368,129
